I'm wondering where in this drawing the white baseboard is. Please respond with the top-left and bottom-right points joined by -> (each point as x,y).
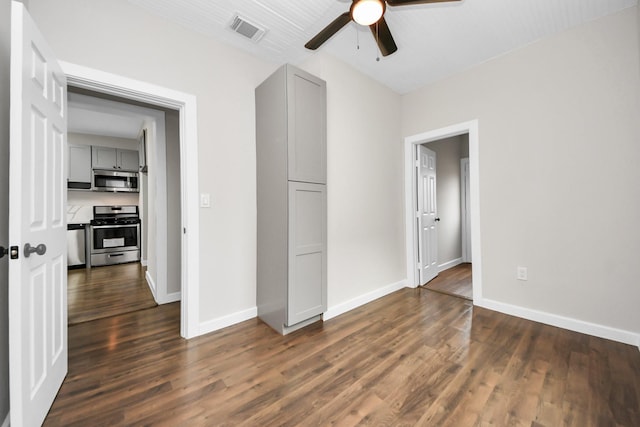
477,298 -> 640,348
199,307 -> 258,336
140,259 -> 148,267
323,280 -> 408,321
157,291 -> 181,305
438,257 -> 463,273
145,271 -> 180,305
158,291 -> 182,304
145,270 -> 157,300
2,411 -> 9,427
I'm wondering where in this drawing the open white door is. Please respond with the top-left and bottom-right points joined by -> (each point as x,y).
9,2 -> 68,426
417,145 -> 438,285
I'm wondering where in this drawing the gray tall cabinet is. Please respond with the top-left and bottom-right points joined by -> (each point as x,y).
256,64 -> 327,335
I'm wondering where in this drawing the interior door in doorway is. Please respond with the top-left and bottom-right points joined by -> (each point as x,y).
9,2 -> 68,426
417,145 -> 438,285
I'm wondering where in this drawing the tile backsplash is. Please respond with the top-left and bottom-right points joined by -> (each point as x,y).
67,191 -> 139,224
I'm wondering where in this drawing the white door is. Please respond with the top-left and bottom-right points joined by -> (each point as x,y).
417,145 -> 438,285
9,2 -> 68,426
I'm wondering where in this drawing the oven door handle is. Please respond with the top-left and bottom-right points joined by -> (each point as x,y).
91,224 -> 139,229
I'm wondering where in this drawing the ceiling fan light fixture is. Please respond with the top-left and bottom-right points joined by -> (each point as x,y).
351,0 -> 385,26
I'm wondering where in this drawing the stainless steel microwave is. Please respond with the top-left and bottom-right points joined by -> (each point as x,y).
92,169 -> 139,192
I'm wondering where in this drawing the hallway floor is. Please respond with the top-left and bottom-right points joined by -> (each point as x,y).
423,263 -> 472,300
68,263 -> 156,325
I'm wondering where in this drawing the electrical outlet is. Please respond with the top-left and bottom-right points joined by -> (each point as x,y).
517,266 -> 528,281
200,193 -> 211,208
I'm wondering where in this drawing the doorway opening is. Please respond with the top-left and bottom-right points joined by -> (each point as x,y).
62,61 -> 200,338
66,87 -> 180,324
418,135 -> 472,300
404,120 -> 482,303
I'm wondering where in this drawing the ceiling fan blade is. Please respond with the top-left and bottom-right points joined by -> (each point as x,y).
369,17 -> 397,57
305,12 -> 352,50
386,0 -> 462,6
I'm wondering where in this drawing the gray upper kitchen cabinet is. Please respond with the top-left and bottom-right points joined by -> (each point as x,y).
256,64 -> 327,335
67,144 -> 92,189
92,146 -> 139,172
118,149 -> 140,171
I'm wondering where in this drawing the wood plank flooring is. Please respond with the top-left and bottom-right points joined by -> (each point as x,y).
46,288 -> 640,426
424,263 -> 473,300
68,263 -> 157,325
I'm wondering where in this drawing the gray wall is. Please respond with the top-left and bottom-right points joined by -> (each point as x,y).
425,134 -> 469,266
402,7 -> 640,334
27,0 -> 403,323
28,0 -> 276,320
0,0 -> 10,422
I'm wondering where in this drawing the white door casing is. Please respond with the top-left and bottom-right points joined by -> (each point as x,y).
9,2 -> 68,426
403,120 -> 482,303
417,145 -> 438,285
61,61 -> 200,338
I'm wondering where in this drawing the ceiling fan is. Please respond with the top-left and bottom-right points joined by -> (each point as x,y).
305,0 -> 462,57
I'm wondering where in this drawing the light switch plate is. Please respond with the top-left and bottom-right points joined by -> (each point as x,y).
517,266 -> 528,281
200,193 -> 211,208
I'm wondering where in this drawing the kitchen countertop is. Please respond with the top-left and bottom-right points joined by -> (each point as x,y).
67,205 -> 93,225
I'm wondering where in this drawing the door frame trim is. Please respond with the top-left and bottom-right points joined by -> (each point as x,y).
403,120 -> 482,302
460,157 -> 471,263
61,61 -> 200,338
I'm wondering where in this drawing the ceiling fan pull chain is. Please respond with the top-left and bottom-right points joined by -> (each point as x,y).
376,22 -> 380,62
356,26 -> 360,50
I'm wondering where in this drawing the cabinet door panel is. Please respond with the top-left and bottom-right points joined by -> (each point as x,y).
118,149 -> 139,171
92,146 -> 117,170
287,182 -> 326,326
67,144 -> 91,184
287,68 -> 326,184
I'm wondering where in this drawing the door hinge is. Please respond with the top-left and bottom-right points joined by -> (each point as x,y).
183,228 -> 187,234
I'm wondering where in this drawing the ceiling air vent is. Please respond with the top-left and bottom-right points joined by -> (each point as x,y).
229,15 -> 267,43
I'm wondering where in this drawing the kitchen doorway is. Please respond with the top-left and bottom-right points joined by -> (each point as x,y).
66,87 -> 178,324
63,62 -> 201,338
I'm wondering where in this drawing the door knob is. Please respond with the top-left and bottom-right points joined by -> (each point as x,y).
24,243 -> 47,258
434,217 -> 441,222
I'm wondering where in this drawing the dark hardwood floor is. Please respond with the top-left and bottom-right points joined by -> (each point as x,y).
68,262 -> 157,325
45,287 -> 640,426
424,263 -> 473,300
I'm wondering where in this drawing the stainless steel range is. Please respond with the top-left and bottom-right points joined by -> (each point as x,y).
90,205 -> 140,266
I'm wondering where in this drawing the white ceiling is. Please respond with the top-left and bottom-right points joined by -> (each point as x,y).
68,93 -> 147,139
126,0 -> 636,94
